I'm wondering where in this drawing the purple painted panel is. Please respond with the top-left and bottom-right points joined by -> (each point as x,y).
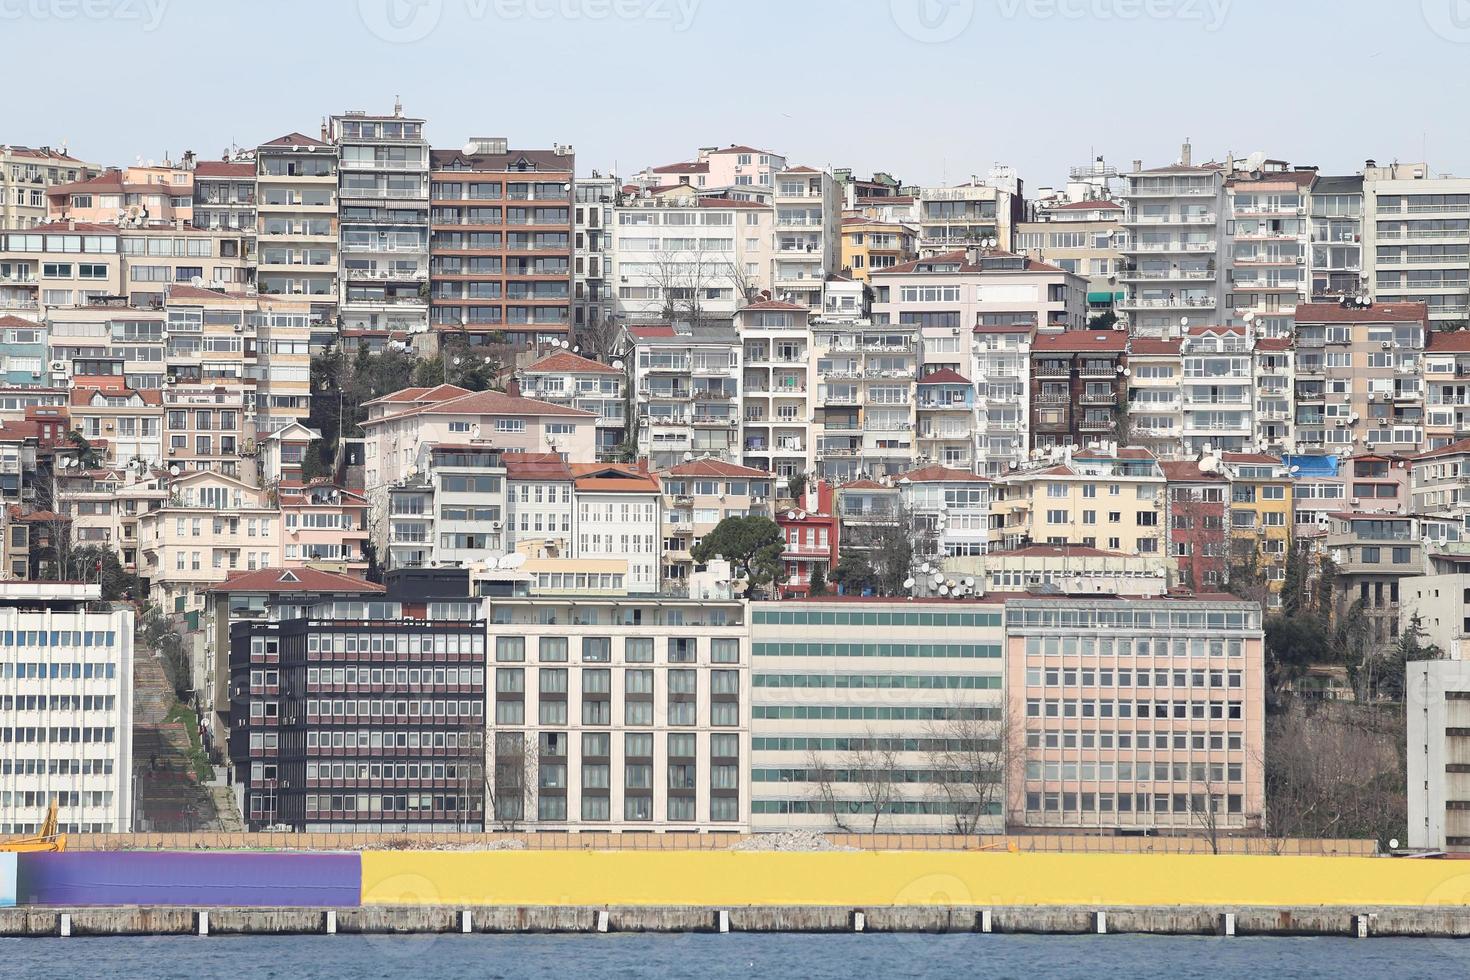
17,851 -> 361,907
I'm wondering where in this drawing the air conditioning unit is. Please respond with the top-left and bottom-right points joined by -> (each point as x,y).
1350,497 -> 1360,505
233,324 -> 243,332
1295,256 -> 1305,264
1380,341 -> 1391,349
491,521 -> 503,530
49,360 -> 66,372
1377,417 -> 1389,425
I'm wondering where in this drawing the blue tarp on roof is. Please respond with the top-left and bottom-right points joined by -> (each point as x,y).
1282,454 -> 1339,478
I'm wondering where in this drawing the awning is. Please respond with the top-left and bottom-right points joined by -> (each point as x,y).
1088,290 -> 1126,304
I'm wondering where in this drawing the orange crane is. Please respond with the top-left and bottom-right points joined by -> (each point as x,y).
0,799 -> 67,852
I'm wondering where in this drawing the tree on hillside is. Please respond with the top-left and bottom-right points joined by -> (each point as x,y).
689,515 -> 787,598
830,552 -> 878,596
308,343 -> 417,471
411,329 -> 507,392
806,563 -> 828,597
1264,613 -> 1329,698
63,545 -> 141,602
1363,612 -> 1442,702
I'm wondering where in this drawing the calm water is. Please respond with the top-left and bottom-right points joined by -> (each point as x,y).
3,933 -> 1467,979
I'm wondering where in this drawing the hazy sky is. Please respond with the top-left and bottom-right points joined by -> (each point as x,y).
8,0 -> 1470,187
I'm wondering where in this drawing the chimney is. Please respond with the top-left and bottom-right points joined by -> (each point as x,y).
321,118 -> 330,143
505,378 -> 520,398
1132,159 -> 1142,174
1180,140 -> 1192,167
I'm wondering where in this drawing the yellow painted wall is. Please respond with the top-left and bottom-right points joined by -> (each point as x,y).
361,851 -> 1470,908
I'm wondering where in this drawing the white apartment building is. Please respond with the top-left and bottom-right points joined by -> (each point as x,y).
1254,337 -> 1294,455
504,453 -> 576,556
572,464 -> 662,594
1120,146 -> 1227,337
971,323 -> 1032,477
749,599 -> 1007,833
385,444 -> 508,571
608,190 -> 774,325
1180,325 -> 1254,454
1424,330 -> 1470,449
900,465 -> 993,558
1363,162 -> 1470,327
516,350 -> 628,462
811,316 -> 916,482
329,108 -> 430,333
637,144 -> 788,201
1408,659 -> 1470,852
626,323 -> 742,470
916,174 -> 1022,256
1308,174 -> 1365,304
484,594 -> 749,831
736,300 -> 815,480
0,145 -> 100,228
1224,166 -> 1312,335
772,167 -> 841,311
572,173 -> 617,332
0,582 -> 133,834
1127,337 -> 1183,457
255,132 -> 339,338
656,458 -> 773,590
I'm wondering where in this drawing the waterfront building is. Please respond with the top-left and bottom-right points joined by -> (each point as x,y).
1408,659 -> 1470,852
0,581 -> 133,834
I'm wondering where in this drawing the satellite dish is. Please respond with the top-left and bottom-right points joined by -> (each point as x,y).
963,577 -> 975,587
190,275 -> 205,288
786,511 -> 798,520
683,452 -> 694,462
1244,150 -> 1267,172
938,585 -> 949,596
932,572 -> 944,584
502,553 -> 527,570
613,360 -> 625,370
920,562 -> 931,573
903,577 -> 915,589
168,464 -> 180,475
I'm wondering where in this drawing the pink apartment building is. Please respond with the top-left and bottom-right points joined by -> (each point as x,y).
1004,591 -> 1266,835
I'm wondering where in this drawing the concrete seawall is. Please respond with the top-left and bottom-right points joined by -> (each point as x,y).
3,905 -> 1470,938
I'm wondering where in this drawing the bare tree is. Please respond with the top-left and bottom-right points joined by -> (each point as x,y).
576,314 -> 627,364
804,731 -> 901,833
1188,763 -> 1227,854
646,245 -> 733,330
924,700 -> 1023,835
488,730 -> 539,831
805,747 -> 852,833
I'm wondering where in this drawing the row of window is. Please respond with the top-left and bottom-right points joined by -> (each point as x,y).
1025,668 -> 1244,689
1024,791 -> 1244,815
0,662 -> 119,680
303,667 -> 482,688
753,673 -> 1000,691
1025,760 -> 1244,783
305,632 -> 485,655
0,727 -> 116,743
1021,635 -> 1246,658
1025,699 -> 1246,720
494,795 -> 741,824
304,730 -> 480,750
304,699 -> 482,720
0,758 -> 115,775
0,695 -> 116,711
753,642 -> 1000,659
0,630 -> 118,648
752,705 -> 998,721
1026,730 -> 1246,751
753,609 -> 1002,628
492,636 -> 741,664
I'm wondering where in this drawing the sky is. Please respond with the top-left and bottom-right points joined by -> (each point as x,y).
8,0 -> 1470,188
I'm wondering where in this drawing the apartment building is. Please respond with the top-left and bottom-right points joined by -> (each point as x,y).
1120,148 -> 1227,337
360,383 -> 596,492
1253,336 -> 1293,454
1409,659 -> 1470,852
1325,512 -> 1426,642
1423,330 -> 1470,449
1412,439 -> 1470,517
1292,301 -> 1427,455
1180,325 -> 1254,454
608,191 -> 774,325
484,593 -> 748,831
808,314 -> 917,482
1161,459 -> 1229,591
1308,174 -> 1365,304
1224,166 -> 1312,332
162,386 -> 250,479
840,216 -> 916,282
255,132 -> 339,338
626,323 -> 742,470
1029,330 -> 1128,450
501,452 -> 576,560
572,464 -> 662,594
1362,161 -> 1470,327
227,570 -> 485,831
572,172 -> 616,332
952,543 -> 1167,596
914,368 -> 975,470
971,323 -> 1032,477
1014,199 -> 1124,313
192,160 -> 257,237
749,598 -> 1006,833
916,176 -> 1023,256
0,222 -> 120,316
429,139 -> 575,348
515,350 -> 626,462
993,446 -> 1166,558
1218,452 -> 1293,603
278,481 -> 369,574
0,315 -> 47,387
771,167 -> 840,311
900,464 -> 992,558
0,145 -> 100,228
68,380 -> 163,466
777,481 -> 836,596
658,458 -> 773,591
1126,336 -> 1182,456
137,469 -> 281,612
330,108 -> 430,334
46,164 -> 193,226
638,144 -> 787,200
385,444 -> 508,571
1006,593 -> 1265,834
0,582 -> 133,834
736,300 -> 814,480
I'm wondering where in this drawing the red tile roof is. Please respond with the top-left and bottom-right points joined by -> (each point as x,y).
627,324 -> 677,339
193,161 -> 254,178
1293,301 -> 1428,323
1427,330 -> 1470,352
1129,337 -> 1181,355
502,451 -> 575,481
839,478 -> 894,491
650,161 -> 710,174
993,543 -> 1127,558
1031,331 -> 1127,353
571,463 -> 660,493
422,389 -> 593,418
708,145 -> 780,156
1412,437 -> 1470,461
522,351 -> 622,375
661,458 -> 769,478
0,314 -> 39,328
31,221 -> 120,234
260,132 -> 328,148
901,465 -> 990,483
1185,324 -> 1246,336
695,197 -> 769,209
166,284 -> 253,303
740,300 -> 809,312
782,165 -> 821,174
366,384 -> 472,406
917,367 -> 971,385
1254,337 -> 1292,352
208,567 -> 384,594
1221,452 -> 1282,465
1048,200 -> 1124,211
1160,460 -> 1226,482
